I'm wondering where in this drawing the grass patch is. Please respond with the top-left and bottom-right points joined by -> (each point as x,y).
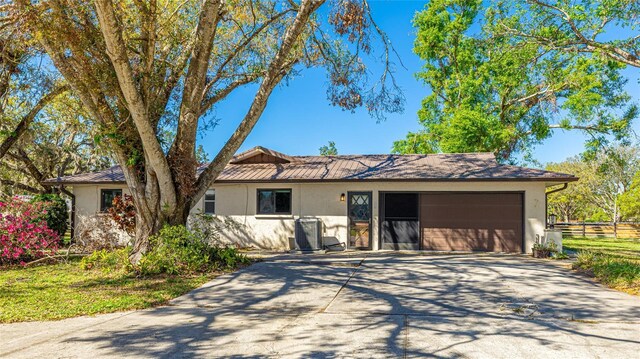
0,259 -> 218,323
566,237 -> 640,295
563,237 -> 640,261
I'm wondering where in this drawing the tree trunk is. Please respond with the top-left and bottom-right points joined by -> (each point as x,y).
129,212 -> 156,264
127,187 -> 193,264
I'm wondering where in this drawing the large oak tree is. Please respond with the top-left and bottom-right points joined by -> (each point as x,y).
10,0 -> 402,262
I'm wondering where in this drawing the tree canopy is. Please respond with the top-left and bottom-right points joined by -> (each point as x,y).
319,141 -> 338,155
393,0 -> 638,162
8,0 -> 403,262
0,16 -> 108,195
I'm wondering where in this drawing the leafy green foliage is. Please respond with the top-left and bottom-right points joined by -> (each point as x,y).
619,172 -> 640,220
319,141 -> 339,156
31,194 -> 68,236
80,248 -> 131,273
138,225 -> 250,275
532,240 -> 558,258
393,0 -> 636,162
573,249 -> 640,295
546,145 -> 640,222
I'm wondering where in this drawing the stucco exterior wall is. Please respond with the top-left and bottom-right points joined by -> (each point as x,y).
190,181 -> 548,253
73,184 -> 130,217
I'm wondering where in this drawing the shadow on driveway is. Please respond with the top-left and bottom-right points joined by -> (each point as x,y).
2,254 -> 640,358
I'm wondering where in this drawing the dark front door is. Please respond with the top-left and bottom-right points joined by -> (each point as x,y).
348,192 -> 372,249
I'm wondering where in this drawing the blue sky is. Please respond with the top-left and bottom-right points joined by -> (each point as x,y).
198,0 -> 640,167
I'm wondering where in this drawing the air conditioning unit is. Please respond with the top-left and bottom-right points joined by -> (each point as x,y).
294,218 -> 323,251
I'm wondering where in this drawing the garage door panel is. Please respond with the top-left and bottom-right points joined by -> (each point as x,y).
420,193 -> 523,253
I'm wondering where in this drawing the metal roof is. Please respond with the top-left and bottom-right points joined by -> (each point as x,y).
42,147 -> 578,185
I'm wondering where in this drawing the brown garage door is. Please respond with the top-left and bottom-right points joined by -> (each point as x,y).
420,193 -> 523,252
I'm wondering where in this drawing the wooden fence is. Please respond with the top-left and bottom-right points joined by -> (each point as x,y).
553,222 -> 640,239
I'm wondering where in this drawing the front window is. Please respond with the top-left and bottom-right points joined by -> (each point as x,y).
257,189 -> 292,214
204,189 -> 215,214
100,189 -> 122,212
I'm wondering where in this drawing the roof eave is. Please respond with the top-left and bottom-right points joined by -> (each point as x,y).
41,177 -> 578,186
40,180 -> 127,186
213,177 -> 580,184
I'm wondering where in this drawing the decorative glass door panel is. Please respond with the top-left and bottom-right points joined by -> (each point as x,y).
348,192 -> 372,249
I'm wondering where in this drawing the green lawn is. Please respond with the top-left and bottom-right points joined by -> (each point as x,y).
563,237 -> 640,261
0,259 -> 216,323
564,237 -> 640,295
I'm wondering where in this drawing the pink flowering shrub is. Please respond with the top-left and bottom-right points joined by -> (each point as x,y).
0,197 -> 60,265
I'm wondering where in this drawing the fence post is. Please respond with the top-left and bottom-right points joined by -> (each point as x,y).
582,220 -> 586,237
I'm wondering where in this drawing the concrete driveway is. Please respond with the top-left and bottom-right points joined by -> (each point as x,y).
2,253 -> 640,358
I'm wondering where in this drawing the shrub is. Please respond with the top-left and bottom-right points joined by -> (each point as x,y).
138,225 -> 250,275
107,194 -> 136,236
74,215 -> 132,252
532,240 -> 557,259
0,198 -> 60,265
80,248 -> 131,273
31,194 -> 68,237
574,250 -> 640,294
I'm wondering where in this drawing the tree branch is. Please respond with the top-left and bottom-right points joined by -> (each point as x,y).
169,0 -> 225,165
0,83 -> 69,159
191,0 -> 326,208
95,0 -> 178,212
198,73 -> 261,117
0,179 -> 41,194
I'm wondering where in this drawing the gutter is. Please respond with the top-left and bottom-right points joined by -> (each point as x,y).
545,183 -> 569,228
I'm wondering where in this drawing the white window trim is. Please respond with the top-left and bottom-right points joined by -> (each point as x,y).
203,189 -> 216,215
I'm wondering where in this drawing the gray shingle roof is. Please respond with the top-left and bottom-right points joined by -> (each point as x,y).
42,148 -> 578,185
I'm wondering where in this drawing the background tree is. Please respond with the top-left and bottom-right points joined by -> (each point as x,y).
11,0 -> 402,262
584,145 -> 640,222
0,18 -> 108,195
548,145 -> 640,222
319,141 -> 338,156
619,171 -> 640,221
0,93 -> 111,195
393,0 -> 637,162
546,158 -> 590,222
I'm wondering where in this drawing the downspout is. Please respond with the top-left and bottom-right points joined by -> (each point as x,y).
545,183 -> 568,228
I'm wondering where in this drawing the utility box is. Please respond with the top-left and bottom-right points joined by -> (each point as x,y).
544,229 -> 563,253
294,218 -> 323,251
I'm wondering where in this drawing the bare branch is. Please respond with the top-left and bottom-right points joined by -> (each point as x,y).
192,0 -> 326,207
199,73 -> 261,117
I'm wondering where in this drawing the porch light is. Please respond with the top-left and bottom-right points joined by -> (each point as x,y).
548,214 -> 557,229
340,193 -> 345,202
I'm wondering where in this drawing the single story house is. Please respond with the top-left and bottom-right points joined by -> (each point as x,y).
43,146 -> 577,253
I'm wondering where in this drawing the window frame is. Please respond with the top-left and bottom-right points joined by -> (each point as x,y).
203,189 -> 216,215
256,188 -> 292,215
100,188 -> 123,213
